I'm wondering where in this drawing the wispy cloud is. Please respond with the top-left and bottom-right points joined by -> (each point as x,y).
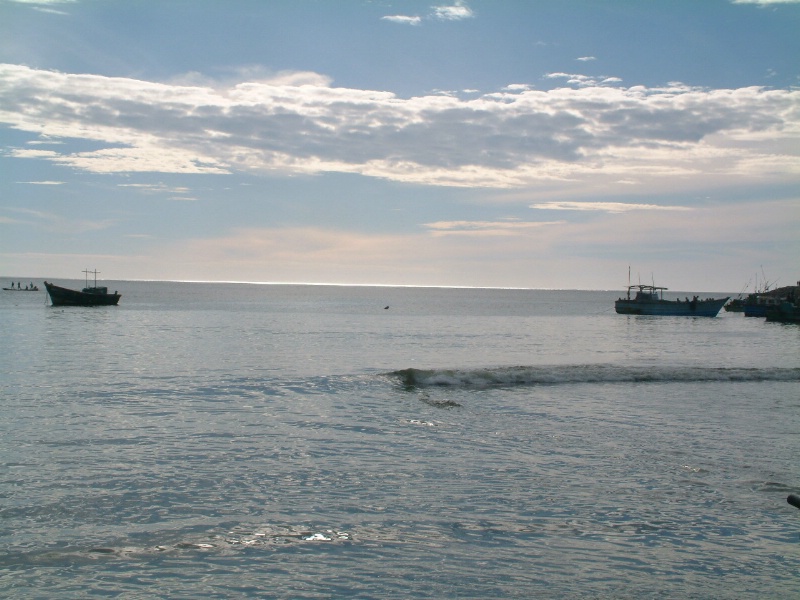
1,64 -> 798,191
383,1 -> 473,25
7,0 -> 76,3
26,139 -> 64,145
529,202 -> 692,213
424,219 -> 565,236
118,182 -> 193,195
8,0 -> 74,13
6,207 -> 116,233
16,180 -> 65,185
576,56 -> 596,62
381,15 -> 422,26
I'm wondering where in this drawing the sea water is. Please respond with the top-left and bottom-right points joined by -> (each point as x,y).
1,281 -> 799,599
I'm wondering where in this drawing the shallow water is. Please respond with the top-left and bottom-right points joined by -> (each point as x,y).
2,282 -> 799,598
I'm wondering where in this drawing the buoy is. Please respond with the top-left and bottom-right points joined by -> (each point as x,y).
787,494 -> 800,510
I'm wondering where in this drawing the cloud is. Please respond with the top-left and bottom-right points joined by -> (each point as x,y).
5,207 -> 116,234
529,202 -> 692,213
544,72 -> 618,87
503,84 -> 533,92
7,0 -> 74,12
424,219 -> 565,236
383,1 -> 473,25
0,64 -> 798,191
118,182 -> 192,194
16,180 -> 65,185
576,56 -> 596,62
432,1 -> 474,21
117,182 -> 196,200
381,15 -> 422,25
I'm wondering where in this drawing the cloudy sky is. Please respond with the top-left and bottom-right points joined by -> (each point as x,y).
1,0 -> 798,290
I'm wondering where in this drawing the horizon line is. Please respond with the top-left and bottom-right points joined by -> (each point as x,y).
5,276 -> 742,294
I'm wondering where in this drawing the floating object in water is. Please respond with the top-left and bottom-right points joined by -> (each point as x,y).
787,494 -> 800,510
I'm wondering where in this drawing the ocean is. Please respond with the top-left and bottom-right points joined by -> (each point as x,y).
2,281 -> 799,599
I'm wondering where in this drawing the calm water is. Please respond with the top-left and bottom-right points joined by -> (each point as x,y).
2,281 -> 799,599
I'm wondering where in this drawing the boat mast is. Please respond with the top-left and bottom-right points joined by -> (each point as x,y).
83,269 -> 99,288
627,266 -> 631,299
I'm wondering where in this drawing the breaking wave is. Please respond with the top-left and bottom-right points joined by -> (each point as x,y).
389,365 -> 800,389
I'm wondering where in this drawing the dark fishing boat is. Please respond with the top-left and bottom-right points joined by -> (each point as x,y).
742,284 -> 800,317
615,284 -> 728,317
765,301 -> 800,324
742,293 -> 783,317
44,270 -> 121,307
733,271 -> 799,317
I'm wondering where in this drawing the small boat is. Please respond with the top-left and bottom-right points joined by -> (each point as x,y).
615,284 -> 728,317
3,283 -> 39,291
44,270 -> 121,307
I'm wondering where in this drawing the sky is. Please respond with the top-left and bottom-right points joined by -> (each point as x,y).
1,0 -> 798,291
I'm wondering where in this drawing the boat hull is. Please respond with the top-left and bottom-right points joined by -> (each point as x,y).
765,302 -> 800,323
44,281 -> 121,307
615,297 -> 728,317
743,306 -> 768,318
724,299 -> 744,312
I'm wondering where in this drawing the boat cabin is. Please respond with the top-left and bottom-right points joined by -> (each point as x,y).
625,285 -> 666,302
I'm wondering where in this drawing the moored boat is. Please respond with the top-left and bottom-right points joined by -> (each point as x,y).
742,293 -> 783,317
44,270 -> 121,307
615,284 -> 728,317
742,282 -> 800,317
765,301 -> 800,324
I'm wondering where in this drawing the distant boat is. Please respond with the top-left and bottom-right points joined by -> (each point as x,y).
615,284 -> 728,317
43,270 -> 121,307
